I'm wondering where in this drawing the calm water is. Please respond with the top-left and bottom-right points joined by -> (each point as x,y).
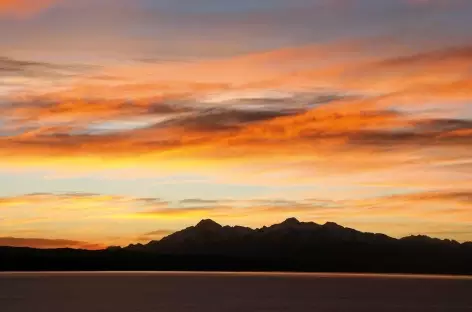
1,272 -> 471,312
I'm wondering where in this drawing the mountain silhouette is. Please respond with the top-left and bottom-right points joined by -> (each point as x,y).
129,218 -> 461,256
1,218 -> 471,274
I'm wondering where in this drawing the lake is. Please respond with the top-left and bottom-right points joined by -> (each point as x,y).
1,272 -> 471,311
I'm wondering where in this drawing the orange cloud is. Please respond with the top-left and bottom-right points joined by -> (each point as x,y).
133,191 -> 472,221
0,95 -> 470,180
0,0 -> 58,17
0,42 -> 471,186
127,190 -> 472,241
1,191 -> 472,247
0,193 -> 171,247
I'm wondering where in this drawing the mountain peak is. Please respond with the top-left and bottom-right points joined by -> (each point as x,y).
195,219 -> 222,230
281,217 -> 301,226
324,221 -> 343,229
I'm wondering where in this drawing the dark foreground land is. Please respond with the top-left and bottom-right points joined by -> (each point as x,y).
1,219 -> 471,274
1,272 -> 472,312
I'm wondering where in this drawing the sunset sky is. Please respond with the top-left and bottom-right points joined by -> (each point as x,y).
0,0 -> 471,249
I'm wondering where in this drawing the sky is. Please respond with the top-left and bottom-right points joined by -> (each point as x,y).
0,0 -> 471,249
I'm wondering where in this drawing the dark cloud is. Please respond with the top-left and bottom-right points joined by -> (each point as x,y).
160,107 -> 303,131
213,93 -> 347,107
416,118 -> 472,131
137,229 -> 174,243
4,97 -> 193,129
405,191 -> 472,204
373,45 -> 472,68
0,56 -> 95,78
345,117 -> 472,148
138,92 -> 345,132
0,237 -> 105,250
59,192 -> 102,197
2,105 -> 471,160
179,199 -> 222,205
143,230 -> 173,236
146,102 -> 193,115
0,56 -> 55,73
137,197 -> 166,203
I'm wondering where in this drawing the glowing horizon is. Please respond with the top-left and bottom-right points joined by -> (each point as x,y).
1,0 -> 471,248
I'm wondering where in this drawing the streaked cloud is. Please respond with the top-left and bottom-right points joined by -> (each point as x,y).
1,189 -> 471,247
136,190 -> 472,222
130,190 -> 472,241
135,229 -> 174,243
0,42 -> 470,168
0,237 -> 104,249
1,0 -> 471,248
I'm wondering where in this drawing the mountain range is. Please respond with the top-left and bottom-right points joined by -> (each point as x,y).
1,218 -> 471,274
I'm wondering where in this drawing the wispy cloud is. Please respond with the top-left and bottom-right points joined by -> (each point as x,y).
130,190 -> 472,241
135,191 -> 472,222
0,42 -> 470,192
1,190 -> 471,246
0,236 -> 105,249
1,2 -> 472,248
